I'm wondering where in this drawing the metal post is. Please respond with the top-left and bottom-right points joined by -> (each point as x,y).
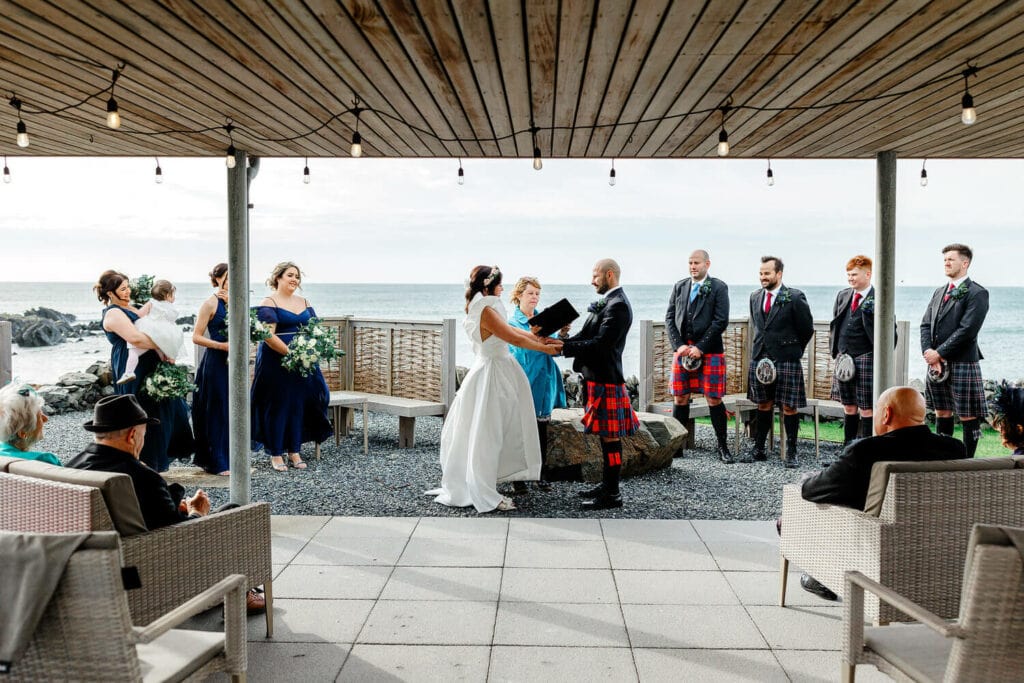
0,321 -> 12,386
873,151 -> 897,403
227,151 -> 255,504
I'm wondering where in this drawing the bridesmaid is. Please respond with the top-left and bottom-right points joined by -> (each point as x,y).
191,263 -> 230,475
95,270 -> 195,472
250,261 -> 333,472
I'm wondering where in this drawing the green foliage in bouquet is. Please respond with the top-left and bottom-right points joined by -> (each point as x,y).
281,318 -> 344,377
142,362 -> 196,401
129,274 -> 155,307
249,308 -> 273,344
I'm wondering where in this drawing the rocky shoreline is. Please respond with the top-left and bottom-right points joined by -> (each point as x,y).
1,306 -> 195,348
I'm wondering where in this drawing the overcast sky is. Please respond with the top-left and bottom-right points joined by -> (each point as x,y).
1,155 -> 1021,287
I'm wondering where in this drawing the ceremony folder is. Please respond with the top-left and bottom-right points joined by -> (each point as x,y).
528,299 -> 580,337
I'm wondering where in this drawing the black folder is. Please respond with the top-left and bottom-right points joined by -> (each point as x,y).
527,298 -> 579,337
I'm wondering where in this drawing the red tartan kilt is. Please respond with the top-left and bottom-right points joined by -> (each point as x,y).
670,351 -> 727,398
582,382 -> 640,438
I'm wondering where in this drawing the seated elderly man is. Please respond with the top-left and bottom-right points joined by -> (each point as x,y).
66,394 -> 265,613
796,385 -> 966,600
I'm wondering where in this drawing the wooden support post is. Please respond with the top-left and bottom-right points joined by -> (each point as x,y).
398,416 -> 415,448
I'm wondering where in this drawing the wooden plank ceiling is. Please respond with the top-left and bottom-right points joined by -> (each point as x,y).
2,0 -> 1023,159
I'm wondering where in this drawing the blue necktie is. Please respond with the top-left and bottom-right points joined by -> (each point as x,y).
689,283 -> 699,303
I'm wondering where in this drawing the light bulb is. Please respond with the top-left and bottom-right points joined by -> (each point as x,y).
608,168 -> 616,186
920,168 -> 928,187
155,166 -> 163,184
3,166 -> 10,183
106,97 -> 121,129
766,168 -> 775,186
717,129 -> 729,157
532,146 -> 542,171
225,144 -> 236,168
16,121 -> 29,148
457,166 -> 464,185
961,92 -> 976,125
350,131 -> 362,157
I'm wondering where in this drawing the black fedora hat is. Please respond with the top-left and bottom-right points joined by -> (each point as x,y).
83,394 -> 160,432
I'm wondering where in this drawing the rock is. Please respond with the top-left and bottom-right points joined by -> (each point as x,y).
85,361 -> 113,386
37,385 -> 70,408
58,371 -> 98,387
175,315 -> 196,325
24,307 -> 76,324
546,408 -> 687,482
16,320 -> 66,347
101,385 -> 115,397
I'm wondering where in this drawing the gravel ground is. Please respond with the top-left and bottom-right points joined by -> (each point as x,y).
40,410 -> 844,520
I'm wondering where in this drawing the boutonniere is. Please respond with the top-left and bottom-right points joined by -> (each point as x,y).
949,283 -> 969,301
777,289 -> 792,305
587,298 -> 607,314
698,281 -> 712,297
860,296 -> 875,314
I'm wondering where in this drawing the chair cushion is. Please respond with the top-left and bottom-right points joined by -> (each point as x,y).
0,456 -> 22,472
864,623 -> 951,681
137,628 -> 225,683
7,460 -> 147,537
864,457 -> 1016,517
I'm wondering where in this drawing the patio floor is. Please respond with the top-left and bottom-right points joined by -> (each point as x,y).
212,516 -> 891,682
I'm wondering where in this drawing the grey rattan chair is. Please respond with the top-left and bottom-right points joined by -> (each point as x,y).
9,532 -> 247,682
842,524 -> 1024,682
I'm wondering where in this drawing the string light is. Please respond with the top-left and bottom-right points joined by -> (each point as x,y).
716,106 -> 730,157
303,157 -> 310,184
350,96 -> 363,157
530,125 -> 542,170
105,66 -> 122,129
608,159 -> 616,186
457,158 -> 464,185
3,155 -> 10,183
920,159 -> 928,187
10,97 -> 29,148
960,67 -> 978,125
766,159 -> 774,186
224,123 -> 236,168
154,156 -> 163,184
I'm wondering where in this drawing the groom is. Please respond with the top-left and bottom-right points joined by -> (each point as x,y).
561,258 -> 640,511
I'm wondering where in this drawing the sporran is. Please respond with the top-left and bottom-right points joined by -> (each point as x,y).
755,357 -> 777,385
834,353 -> 856,382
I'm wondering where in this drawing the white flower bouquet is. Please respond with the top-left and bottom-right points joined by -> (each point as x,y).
142,361 -> 196,401
249,308 -> 273,344
281,318 -> 343,377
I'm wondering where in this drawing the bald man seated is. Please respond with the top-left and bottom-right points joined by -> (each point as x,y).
796,386 -> 966,600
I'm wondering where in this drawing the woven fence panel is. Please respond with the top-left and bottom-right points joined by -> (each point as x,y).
319,319 -> 347,391
392,328 -> 442,401
353,327 -> 389,394
812,329 -> 834,400
723,323 -> 747,394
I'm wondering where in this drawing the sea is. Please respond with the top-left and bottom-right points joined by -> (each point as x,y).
3,282 -> 1022,385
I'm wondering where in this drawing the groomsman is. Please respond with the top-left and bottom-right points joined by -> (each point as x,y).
920,243 -> 989,456
742,256 -> 814,467
829,255 -> 878,446
664,249 -> 732,462
562,258 -> 640,510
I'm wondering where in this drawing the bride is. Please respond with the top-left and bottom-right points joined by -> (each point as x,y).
427,266 -> 562,513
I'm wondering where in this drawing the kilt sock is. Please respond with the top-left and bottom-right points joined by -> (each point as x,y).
859,417 -> 873,439
754,409 -> 773,451
537,419 -> 550,479
601,440 -> 622,495
843,414 -> 859,445
672,403 -> 690,427
709,403 -> 728,447
936,416 -> 955,436
783,413 -> 800,455
963,419 -> 980,457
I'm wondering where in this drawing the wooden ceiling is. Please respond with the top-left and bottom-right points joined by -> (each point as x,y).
2,0 -> 1023,159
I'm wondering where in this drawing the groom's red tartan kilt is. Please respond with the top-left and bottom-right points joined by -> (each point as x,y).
582,381 -> 640,438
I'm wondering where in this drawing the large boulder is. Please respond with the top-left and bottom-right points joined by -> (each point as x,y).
546,408 -> 687,482
58,371 -> 98,387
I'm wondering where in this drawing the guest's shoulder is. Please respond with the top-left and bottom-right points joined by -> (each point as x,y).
967,279 -> 987,294
709,277 -> 729,291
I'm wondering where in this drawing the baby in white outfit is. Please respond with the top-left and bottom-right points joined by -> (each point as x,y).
117,279 -> 185,385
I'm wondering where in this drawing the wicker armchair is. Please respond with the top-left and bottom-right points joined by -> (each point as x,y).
9,532 -> 247,682
0,465 -> 274,635
842,524 -> 1024,682
779,457 -> 1024,624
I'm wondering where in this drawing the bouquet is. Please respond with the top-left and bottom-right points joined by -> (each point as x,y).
129,274 -> 155,307
249,308 -> 272,344
281,318 -> 343,377
142,361 -> 196,401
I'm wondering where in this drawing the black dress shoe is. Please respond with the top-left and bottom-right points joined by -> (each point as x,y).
536,480 -> 553,492
740,448 -> 766,464
784,455 -> 799,469
577,485 -> 605,499
716,444 -> 734,464
799,573 -> 838,601
512,481 -> 529,495
581,493 -> 623,511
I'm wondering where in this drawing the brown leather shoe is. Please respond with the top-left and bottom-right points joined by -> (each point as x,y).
246,588 -> 266,614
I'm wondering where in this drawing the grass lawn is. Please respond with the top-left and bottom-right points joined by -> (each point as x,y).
693,416 -> 1007,458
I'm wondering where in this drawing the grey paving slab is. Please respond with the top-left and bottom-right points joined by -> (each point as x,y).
726,571 -> 827,607
398,537 -> 508,567
488,645 -> 637,682
501,568 -> 618,603
600,518 -> 699,541
774,650 -> 894,683
508,517 -> 603,540
274,564 -> 392,599
291,536 -> 409,566
691,520 -> 779,543
248,599 -> 373,643
208,642 -> 350,682
271,535 -> 309,565
358,600 -> 497,645
746,605 -> 844,651
705,540 -> 780,571
605,539 -> 717,571
412,516 -> 509,539
504,539 -> 610,569
317,515 -> 419,538
339,645 -> 490,682
272,563 -> 287,579
380,567 -> 502,602
632,648 -> 788,682
493,602 -> 629,647
621,605 -> 767,649
270,514 -> 331,540
614,570 -> 739,605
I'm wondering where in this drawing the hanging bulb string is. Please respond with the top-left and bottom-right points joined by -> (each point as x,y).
9,63 -> 126,116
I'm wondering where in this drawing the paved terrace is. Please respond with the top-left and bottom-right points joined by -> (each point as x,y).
210,516 -> 890,682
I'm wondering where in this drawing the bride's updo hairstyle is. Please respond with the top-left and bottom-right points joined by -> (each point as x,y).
464,265 -> 502,313
267,261 -> 303,290
94,270 -> 128,304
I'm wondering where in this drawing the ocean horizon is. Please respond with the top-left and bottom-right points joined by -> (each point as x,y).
5,281 -> 1023,385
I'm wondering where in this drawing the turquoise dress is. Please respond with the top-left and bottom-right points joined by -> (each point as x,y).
508,306 -> 567,418
0,441 -> 60,466
191,299 -> 229,473
103,305 -> 195,472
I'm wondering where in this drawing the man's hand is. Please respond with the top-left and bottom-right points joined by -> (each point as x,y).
686,346 -> 702,359
186,489 -> 211,517
923,348 -> 942,365
542,339 -> 563,355
558,323 -> 571,338
675,345 -> 690,355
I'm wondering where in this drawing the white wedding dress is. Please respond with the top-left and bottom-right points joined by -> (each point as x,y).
427,294 -> 541,513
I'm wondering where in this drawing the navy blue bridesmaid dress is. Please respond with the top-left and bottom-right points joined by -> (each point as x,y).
250,303 -> 333,457
192,298 -> 230,473
103,305 -> 195,472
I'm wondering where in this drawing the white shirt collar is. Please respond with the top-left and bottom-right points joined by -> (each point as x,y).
604,285 -> 621,297
764,283 -> 782,296
948,275 -> 968,288
854,285 -> 872,296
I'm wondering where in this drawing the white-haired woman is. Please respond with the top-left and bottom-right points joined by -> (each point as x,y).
0,383 -> 60,465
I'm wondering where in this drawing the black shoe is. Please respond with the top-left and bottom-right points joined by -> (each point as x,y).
716,444 -> 734,464
536,480 -> 552,492
740,448 -> 766,463
577,485 -> 604,499
799,573 -> 838,601
512,481 -> 529,496
784,449 -> 799,469
581,493 -> 623,511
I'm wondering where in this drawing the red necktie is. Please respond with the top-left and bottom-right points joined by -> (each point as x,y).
851,292 -> 862,312
943,282 -> 954,302
763,291 -> 772,315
